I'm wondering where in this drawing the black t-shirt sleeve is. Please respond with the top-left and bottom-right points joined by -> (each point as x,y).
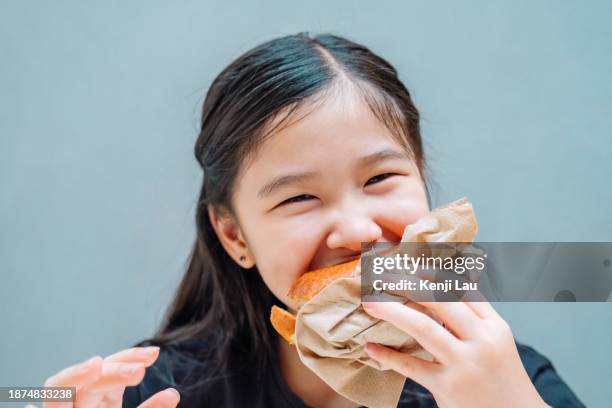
515,342 -> 586,408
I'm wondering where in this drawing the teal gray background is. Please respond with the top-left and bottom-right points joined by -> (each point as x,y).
1,1 -> 611,407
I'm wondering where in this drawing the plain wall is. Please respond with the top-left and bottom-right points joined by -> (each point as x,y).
1,1 -> 611,407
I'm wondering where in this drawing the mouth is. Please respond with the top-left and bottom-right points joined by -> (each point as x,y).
330,255 -> 361,267
289,255 -> 362,303
311,254 -> 362,271
309,238 -> 391,270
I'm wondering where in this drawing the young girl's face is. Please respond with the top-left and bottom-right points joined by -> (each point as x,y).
226,86 -> 429,311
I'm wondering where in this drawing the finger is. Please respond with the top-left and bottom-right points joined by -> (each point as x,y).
137,388 -> 180,408
464,301 -> 499,320
413,301 -> 481,340
100,387 -> 125,407
382,268 -> 487,337
90,362 -> 146,390
365,342 -> 440,390
411,264 -> 501,322
75,362 -> 146,406
42,356 -> 103,408
75,346 -> 159,408
462,292 -> 501,320
43,356 -> 103,388
105,346 -> 160,367
362,301 -> 461,364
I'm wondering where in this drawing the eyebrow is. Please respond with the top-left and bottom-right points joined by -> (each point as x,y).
356,149 -> 411,167
257,148 -> 411,199
257,171 -> 321,198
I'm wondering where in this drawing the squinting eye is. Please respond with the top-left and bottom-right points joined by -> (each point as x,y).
365,173 -> 397,186
278,194 -> 315,206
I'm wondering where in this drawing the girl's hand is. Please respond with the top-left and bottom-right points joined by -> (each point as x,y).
28,346 -> 180,408
362,297 -> 550,408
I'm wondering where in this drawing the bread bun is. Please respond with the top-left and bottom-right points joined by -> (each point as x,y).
270,258 -> 360,344
270,305 -> 296,344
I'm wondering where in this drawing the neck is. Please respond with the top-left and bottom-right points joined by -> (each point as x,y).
277,336 -> 359,408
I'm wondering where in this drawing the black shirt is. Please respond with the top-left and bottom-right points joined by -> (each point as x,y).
123,338 -> 585,408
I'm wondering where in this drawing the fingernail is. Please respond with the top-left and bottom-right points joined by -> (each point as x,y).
120,363 -> 142,376
167,388 -> 180,400
365,342 -> 378,355
362,302 -> 376,311
140,346 -> 160,356
80,356 -> 99,371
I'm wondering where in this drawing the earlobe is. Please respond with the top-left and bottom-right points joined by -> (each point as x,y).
207,205 -> 255,268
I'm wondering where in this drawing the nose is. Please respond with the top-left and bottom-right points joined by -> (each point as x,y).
326,208 -> 382,252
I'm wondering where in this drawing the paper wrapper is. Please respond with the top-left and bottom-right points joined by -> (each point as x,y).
294,197 -> 478,408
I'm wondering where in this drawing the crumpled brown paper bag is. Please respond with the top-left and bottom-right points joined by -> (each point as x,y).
294,197 -> 478,408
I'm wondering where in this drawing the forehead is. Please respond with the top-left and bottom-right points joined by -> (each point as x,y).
240,86 -> 407,179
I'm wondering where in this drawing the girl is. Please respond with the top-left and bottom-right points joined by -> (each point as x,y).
42,33 -> 585,408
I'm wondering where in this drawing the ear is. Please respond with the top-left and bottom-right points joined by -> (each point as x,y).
207,205 -> 255,269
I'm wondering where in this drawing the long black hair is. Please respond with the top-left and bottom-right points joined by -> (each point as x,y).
136,32 -> 431,392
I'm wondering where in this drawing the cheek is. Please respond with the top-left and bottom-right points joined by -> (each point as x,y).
234,190 -> 319,310
251,222 -> 319,310
374,180 -> 430,238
